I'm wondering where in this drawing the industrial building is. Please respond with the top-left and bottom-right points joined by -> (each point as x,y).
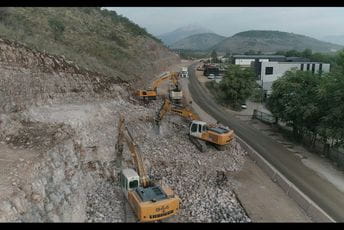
232,55 -> 311,67
254,61 -> 330,96
232,55 -> 287,67
230,54 -> 330,96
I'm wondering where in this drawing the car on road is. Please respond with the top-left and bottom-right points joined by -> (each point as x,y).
208,74 -> 215,79
241,104 -> 247,109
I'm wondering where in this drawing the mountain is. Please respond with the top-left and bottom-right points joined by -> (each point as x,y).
212,30 -> 343,54
0,7 -> 179,82
321,35 -> 344,46
170,33 -> 226,51
158,24 -> 213,46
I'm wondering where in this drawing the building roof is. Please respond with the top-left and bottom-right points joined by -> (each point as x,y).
285,57 -> 310,62
271,61 -> 329,64
232,55 -> 285,59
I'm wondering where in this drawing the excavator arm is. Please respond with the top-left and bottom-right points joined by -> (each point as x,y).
156,98 -> 200,123
156,98 -> 172,122
151,74 -> 171,91
117,115 -> 150,187
136,72 -> 181,100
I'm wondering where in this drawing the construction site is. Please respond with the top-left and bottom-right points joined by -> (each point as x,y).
0,37 -> 252,222
2,7 -> 343,223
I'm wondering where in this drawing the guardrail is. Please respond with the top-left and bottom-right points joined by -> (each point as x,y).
236,136 -> 335,222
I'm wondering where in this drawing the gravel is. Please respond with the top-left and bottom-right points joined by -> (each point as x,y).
84,99 -> 251,222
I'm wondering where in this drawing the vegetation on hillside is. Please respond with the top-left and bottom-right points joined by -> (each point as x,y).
174,49 -> 208,59
214,30 -> 343,54
0,7 -> 169,81
170,33 -> 226,51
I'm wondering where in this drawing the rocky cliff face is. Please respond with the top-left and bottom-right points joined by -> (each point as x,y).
0,38 -> 128,114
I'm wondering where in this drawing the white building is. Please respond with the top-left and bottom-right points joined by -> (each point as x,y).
232,55 -> 286,67
255,61 -> 330,95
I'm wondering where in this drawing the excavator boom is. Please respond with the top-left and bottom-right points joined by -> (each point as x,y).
136,72 -> 181,101
116,115 -> 181,222
156,98 -> 199,123
123,125 -> 150,187
117,114 -> 150,187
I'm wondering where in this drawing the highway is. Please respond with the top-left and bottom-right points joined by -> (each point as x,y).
187,63 -> 344,221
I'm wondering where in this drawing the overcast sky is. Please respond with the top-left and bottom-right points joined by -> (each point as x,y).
106,7 -> 344,39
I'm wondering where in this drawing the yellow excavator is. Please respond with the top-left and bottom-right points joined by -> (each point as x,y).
136,72 -> 182,104
156,98 -> 235,152
156,98 -> 200,123
116,115 -> 181,222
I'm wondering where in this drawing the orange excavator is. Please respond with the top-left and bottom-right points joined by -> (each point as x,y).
155,98 -> 200,123
155,98 -> 235,152
116,115 -> 181,222
136,72 -> 182,104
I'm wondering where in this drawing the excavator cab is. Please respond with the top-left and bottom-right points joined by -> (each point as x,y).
120,168 -> 140,198
189,120 -> 208,138
189,120 -> 234,152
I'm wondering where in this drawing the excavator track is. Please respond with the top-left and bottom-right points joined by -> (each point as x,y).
122,193 -> 137,223
214,144 -> 226,151
189,135 -> 207,153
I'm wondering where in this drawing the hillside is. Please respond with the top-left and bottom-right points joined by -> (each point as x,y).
322,34 -> 344,46
0,7 -> 179,83
212,30 -> 343,53
158,25 -> 213,46
170,33 -> 226,51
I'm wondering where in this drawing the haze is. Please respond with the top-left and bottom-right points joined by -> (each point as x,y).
106,7 -> 344,40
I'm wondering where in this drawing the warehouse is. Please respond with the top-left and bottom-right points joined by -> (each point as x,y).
255,61 -> 330,96
231,55 -> 286,67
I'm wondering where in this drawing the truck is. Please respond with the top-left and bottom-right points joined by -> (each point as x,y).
180,67 -> 188,78
203,65 -> 219,77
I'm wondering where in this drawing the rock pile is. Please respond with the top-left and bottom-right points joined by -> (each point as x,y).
124,109 -> 251,222
0,90 -> 250,222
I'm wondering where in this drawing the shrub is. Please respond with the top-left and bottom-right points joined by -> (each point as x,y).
48,18 -> 65,40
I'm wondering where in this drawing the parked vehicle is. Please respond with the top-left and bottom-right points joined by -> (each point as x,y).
208,74 -> 215,79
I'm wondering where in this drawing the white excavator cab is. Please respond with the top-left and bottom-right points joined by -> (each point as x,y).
120,168 -> 140,199
189,120 -> 208,139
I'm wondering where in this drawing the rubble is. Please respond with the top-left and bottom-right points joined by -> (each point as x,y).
0,87 -> 250,222
124,110 -> 250,222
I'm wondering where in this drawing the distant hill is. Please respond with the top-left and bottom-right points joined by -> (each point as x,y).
170,33 -> 226,51
158,25 -> 213,46
322,35 -> 344,46
0,7 -> 179,82
212,30 -> 343,53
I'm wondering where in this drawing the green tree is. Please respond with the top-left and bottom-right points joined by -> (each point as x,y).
285,49 -> 300,57
216,64 -> 256,109
48,18 -> 65,41
302,48 -> 313,59
267,69 -> 323,141
316,50 -> 344,148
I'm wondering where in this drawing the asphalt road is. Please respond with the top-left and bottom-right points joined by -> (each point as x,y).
187,63 -> 344,221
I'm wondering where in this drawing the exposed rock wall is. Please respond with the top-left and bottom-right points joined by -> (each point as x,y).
0,38 -> 130,114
